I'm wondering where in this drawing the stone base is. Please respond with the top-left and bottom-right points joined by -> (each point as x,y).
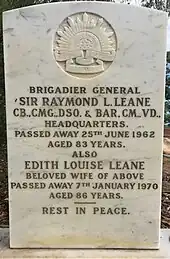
0,228 -> 170,258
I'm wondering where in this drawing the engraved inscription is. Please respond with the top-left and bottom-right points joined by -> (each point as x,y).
53,12 -> 117,78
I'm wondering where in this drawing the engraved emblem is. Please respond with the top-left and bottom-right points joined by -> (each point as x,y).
53,12 -> 117,78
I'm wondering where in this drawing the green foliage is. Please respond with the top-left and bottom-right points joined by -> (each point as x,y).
165,85 -> 170,100
141,0 -> 166,10
141,0 -> 169,14
165,52 -> 170,124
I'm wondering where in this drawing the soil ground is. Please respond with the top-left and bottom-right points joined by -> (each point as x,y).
161,156 -> 170,228
0,143 -> 170,228
0,142 -> 8,226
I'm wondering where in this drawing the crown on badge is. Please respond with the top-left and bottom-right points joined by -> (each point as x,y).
54,12 -> 117,75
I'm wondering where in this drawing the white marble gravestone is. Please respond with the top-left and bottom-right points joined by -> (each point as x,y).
3,1 -> 168,249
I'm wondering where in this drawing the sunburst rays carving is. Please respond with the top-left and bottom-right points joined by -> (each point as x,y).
53,12 -> 117,77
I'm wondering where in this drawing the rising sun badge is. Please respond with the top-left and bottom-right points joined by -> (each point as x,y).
53,12 -> 117,78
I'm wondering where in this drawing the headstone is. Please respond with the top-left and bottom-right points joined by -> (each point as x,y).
3,2 -> 168,249
167,19 -> 170,51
